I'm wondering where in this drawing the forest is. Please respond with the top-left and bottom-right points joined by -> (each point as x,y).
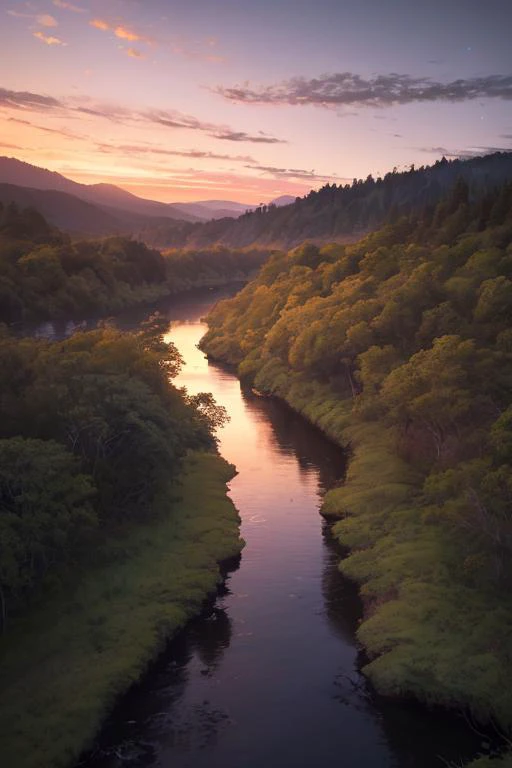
0,201 -> 269,324
0,314 -> 229,625
138,151 -> 512,249
200,179 -> 512,765
2,169 -> 512,767
0,308 -> 245,768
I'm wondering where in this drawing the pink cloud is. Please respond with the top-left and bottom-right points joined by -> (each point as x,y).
126,48 -> 145,59
37,14 -> 58,27
53,0 -> 85,11
89,18 -> 155,46
33,30 -> 66,45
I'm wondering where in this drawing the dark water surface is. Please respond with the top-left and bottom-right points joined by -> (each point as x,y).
78,287 -> 482,768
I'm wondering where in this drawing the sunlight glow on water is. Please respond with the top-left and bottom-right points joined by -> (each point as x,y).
81,288 -> 482,768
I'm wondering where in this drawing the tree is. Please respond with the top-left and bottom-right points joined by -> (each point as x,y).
0,437 -> 96,629
380,336 -> 485,460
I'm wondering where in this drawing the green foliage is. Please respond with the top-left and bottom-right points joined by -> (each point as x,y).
464,754 -> 512,768
139,153 -> 512,250
0,452 -> 243,768
200,180 -> 512,735
0,437 -> 96,628
0,323 -> 223,623
0,204 -> 271,323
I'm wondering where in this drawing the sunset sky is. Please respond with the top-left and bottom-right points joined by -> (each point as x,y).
1,0 -> 511,203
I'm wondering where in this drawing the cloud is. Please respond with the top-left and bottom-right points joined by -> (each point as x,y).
143,109 -> 284,143
7,9 -> 32,18
8,116 -> 82,140
0,87 -> 62,110
89,18 -> 155,45
0,141 -> 24,150
63,166 -> 313,200
53,0 -> 85,11
90,18 -> 110,31
89,20 -> 224,63
114,25 -> 150,43
37,14 -> 58,27
33,30 -> 66,45
96,141 -> 256,163
244,163 -> 346,183
126,47 -> 145,59
7,9 -> 59,26
418,145 -> 512,159
215,72 -> 512,108
145,109 -> 209,131
73,102 -> 134,122
212,130 -> 285,144
0,85 -> 287,143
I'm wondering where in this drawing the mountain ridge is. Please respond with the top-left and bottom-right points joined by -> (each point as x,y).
3,152 -> 512,250
0,156 -> 290,223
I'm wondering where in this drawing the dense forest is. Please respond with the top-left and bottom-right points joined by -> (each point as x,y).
139,151 -> 512,249
0,314 -> 230,627
0,307 -> 245,768
200,180 -> 512,764
0,202 -> 269,324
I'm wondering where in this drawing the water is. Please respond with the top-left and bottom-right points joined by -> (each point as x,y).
79,287 -> 483,768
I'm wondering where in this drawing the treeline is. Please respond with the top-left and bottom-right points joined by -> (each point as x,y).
0,202 -> 269,323
138,151 -> 512,250
162,245 -> 270,290
200,180 -> 512,744
0,316 -> 227,628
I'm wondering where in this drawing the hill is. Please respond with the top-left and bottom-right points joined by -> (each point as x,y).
0,157 -> 199,222
0,157 -> 282,224
0,201 -> 271,322
170,199 -> 253,220
200,180 -> 512,762
139,151 -> 512,249
4,152 -> 512,250
0,183 -> 132,236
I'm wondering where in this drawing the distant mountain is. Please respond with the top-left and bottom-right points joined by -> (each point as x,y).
170,200 -> 254,220
81,183 -> 200,221
0,183 -> 126,235
175,198 -> 295,218
0,183 -> 198,239
0,158 -> 301,226
6,153 -> 509,251
270,195 -> 296,207
0,157 -> 200,223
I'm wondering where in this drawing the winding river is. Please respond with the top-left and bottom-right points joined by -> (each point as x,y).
77,286 -> 482,768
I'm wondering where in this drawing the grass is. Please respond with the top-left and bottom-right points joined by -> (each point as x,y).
0,451 -> 243,768
325,421 -> 512,728
464,757 -> 512,768
237,356 -> 512,759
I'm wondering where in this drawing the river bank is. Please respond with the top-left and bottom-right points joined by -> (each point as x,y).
63,295 -> 494,768
199,346 -> 512,765
0,452 -> 243,768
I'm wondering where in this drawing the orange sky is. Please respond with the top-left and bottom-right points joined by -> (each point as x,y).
1,0 -> 511,203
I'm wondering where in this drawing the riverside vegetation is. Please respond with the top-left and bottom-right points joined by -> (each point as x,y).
200,179 -> 512,766
0,311 -> 243,767
0,201 -> 269,324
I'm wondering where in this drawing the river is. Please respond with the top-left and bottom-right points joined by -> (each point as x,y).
78,286 -> 482,768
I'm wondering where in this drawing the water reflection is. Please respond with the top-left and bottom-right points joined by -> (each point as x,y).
78,290 -> 483,768
82,582 -> 237,768
239,385 -> 347,493
27,284 -> 245,341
